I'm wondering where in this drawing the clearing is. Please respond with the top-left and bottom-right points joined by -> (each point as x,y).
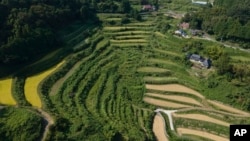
0,79 -> 16,105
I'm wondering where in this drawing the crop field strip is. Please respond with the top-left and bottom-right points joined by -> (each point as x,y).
0,78 -> 16,105
46,20 -> 156,139
24,61 -> 64,108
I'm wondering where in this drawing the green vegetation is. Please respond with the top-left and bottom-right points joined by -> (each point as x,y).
0,107 -> 43,141
0,0 -> 250,140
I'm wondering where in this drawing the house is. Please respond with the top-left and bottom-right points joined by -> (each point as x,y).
142,5 -> 153,11
179,22 -> 190,29
202,59 -> 212,68
190,54 -> 203,62
189,54 -> 212,69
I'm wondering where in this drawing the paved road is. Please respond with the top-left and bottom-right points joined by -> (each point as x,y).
155,108 -> 178,130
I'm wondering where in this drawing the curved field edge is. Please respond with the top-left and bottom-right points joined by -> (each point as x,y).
153,113 -> 169,141
177,128 -> 228,141
0,78 -> 16,105
24,61 -> 65,108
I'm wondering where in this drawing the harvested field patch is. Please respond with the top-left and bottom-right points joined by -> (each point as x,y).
177,128 -> 228,141
207,100 -> 250,116
146,84 -> 204,99
153,114 -> 169,141
173,113 -> 229,127
137,67 -> 170,73
25,61 -> 64,108
146,93 -> 202,106
0,79 -> 16,105
143,97 -> 191,108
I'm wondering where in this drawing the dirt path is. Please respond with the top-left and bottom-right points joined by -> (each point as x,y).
208,100 -> 250,116
146,93 -> 202,106
173,113 -> 230,127
37,108 -> 54,141
177,128 -> 229,141
143,97 -> 191,108
153,113 -> 169,141
146,84 -> 204,99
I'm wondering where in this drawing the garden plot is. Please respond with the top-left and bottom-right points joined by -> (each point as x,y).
146,84 -> 204,99
0,79 -> 16,105
173,113 -> 230,127
177,128 -> 228,141
143,96 -> 191,108
145,93 -> 202,106
25,61 -> 64,108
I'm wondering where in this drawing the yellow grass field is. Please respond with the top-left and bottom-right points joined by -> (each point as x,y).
153,114 -> 169,141
207,100 -> 250,116
177,128 -> 228,141
173,113 -> 230,127
24,61 -> 64,108
146,84 -> 204,99
143,96 -> 191,108
145,93 -> 202,106
0,79 -> 16,105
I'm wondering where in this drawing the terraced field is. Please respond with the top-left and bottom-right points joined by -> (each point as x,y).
138,29 -> 250,140
0,78 -> 16,105
45,18 -> 156,140
24,61 -> 64,107
1,11 -> 249,141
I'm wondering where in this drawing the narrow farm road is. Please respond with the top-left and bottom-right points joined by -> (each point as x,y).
37,108 -> 54,141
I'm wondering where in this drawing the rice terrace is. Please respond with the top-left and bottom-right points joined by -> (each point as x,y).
0,0 -> 250,141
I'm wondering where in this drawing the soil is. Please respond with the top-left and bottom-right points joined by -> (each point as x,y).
173,113 -> 230,127
177,128 -> 228,141
146,84 -> 204,99
153,113 -> 169,141
143,97 -> 191,108
146,93 -> 202,106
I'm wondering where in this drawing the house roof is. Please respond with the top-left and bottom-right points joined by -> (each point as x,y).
190,54 -> 202,61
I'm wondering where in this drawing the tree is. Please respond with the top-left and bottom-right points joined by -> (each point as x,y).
120,0 -> 131,13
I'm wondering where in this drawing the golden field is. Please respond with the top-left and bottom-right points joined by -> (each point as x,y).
0,78 -> 16,105
24,61 -> 64,108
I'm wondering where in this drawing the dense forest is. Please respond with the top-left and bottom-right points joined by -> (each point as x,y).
182,0 -> 250,48
0,0 -> 133,66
